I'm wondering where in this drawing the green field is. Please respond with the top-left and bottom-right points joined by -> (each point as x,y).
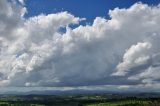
86,100 -> 156,106
0,94 -> 160,106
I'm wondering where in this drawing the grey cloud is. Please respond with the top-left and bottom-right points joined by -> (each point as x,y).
0,0 -> 26,40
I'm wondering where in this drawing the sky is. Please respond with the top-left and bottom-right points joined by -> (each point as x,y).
0,0 -> 160,93
25,0 -> 160,22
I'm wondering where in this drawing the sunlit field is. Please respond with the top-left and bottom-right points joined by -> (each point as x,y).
0,94 -> 160,106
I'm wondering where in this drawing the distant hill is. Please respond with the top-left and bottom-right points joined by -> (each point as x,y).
1,89 -> 160,98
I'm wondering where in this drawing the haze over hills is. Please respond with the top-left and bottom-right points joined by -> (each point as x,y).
0,89 -> 160,97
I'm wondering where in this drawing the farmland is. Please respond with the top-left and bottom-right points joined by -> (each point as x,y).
0,93 -> 160,106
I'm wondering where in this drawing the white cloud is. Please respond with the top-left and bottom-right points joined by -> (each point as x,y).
18,0 -> 25,5
0,0 -> 160,92
113,42 -> 151,76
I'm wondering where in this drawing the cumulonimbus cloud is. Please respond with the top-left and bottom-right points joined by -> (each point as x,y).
0,0 -> 160,91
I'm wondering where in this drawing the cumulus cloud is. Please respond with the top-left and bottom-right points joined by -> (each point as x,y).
113,42 -> 152,76
18,0 -> 25,5
0,0 -> 160,91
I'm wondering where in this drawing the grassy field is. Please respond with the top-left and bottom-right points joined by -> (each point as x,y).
0,94 -> 160,106
86,99 -> 160,106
